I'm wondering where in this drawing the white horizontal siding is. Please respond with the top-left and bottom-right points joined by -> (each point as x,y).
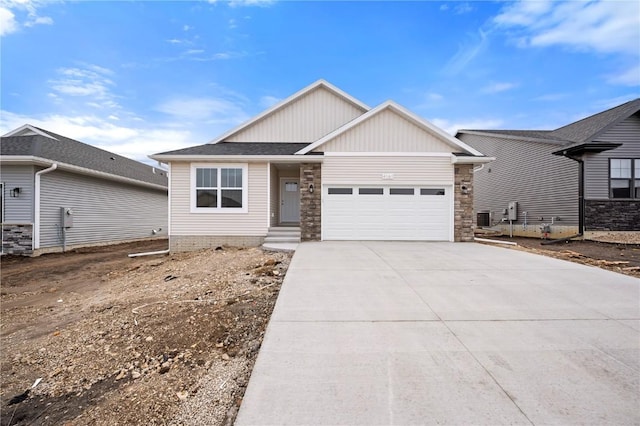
322,156 -> 454,186
585,113 -> 640,199
170,162 -> 268,236
227,87 -> 364,143
319,109 -> 454,153
1,165 -> 35,222
39,170 -> 168,248
458,133 -> 579,226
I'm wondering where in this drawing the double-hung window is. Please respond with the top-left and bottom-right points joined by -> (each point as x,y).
610,159 -> 639,199
192,164 -> 247,212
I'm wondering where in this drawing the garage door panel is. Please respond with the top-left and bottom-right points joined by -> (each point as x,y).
323,186 -> 452,241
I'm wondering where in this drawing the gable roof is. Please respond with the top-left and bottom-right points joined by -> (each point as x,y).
297,100 -> 483,156
550,98 -> 640,143
458,98 -> 640,146
208,79 -> 370,144
1,124 -> 167,189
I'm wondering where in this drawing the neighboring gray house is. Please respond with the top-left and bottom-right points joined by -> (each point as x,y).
457,98 -> 640,239
1,125 -> 168,255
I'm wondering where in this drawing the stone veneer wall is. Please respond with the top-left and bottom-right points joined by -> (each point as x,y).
585,200 -> 640,231
300,163 -> 322,241
2,223 -> 33,255
454,164 -> 474,242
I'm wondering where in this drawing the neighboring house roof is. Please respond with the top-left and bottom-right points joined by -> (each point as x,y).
297,100 -> 483,156
156,142 -> 313,156
1,124 -> 168,189
208,79 -> 370,144
458,98 -> 640,147
550,98 -> 640,143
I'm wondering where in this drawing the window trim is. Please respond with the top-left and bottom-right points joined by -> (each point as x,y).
609,158 -> 638,200
191,163 -> 248,213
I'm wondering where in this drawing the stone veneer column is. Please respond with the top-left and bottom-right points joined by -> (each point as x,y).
300,163 -> 322,241
454,164 -> 474,242
1,224 -> 34,255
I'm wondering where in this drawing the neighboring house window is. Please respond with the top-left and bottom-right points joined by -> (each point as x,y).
610,159 -> 639,199
191,164 -> 248,212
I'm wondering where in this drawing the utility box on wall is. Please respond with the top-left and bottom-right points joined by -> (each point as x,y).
61,207 -> 74,228
507,201 -> 518,221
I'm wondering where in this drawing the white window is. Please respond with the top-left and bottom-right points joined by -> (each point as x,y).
191,164 -> 248,213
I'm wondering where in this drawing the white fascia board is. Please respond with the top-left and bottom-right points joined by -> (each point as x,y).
149,154 -> 324,163
323,152 -> 453,157
2,124 -> 59,140
296,100 -> 484,156
1,156 -> 55,166
206,79 -> 370,145
2,156 -> 168,191
451,156 -> 495,164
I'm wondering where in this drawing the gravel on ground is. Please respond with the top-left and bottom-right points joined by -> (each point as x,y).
1,240 -> 292,426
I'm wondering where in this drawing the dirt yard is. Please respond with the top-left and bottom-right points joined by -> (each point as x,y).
485,236 -> 640,278
0,240 -> 292,426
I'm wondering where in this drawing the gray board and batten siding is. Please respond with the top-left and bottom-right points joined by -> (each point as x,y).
38,169 -> 168,249
457,133 -> 579,227
584,112 -> 640,200
1,165 -> 35,222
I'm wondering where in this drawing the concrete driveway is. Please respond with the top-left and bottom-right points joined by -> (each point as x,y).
236,241 -> 640,425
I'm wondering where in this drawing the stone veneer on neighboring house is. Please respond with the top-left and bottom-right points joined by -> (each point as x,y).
585,200 -> 640,231
300,163 -> 322,241
2,223 -> 34,255
454,164 -> 474,242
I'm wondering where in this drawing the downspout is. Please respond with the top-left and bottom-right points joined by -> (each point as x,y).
34,163 -> 58,249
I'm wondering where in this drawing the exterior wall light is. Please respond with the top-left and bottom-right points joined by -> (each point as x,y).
11,187 -> 21,197
308,183 -> 314,193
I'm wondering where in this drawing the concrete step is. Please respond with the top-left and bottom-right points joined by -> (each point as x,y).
264,236 -> 301,243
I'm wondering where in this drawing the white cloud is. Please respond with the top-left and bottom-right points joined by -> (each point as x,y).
443,29 -> 489,74
228,0 -> 275,7
494,0 -> 640,56
606,64 -> 640,87
0,7 -> 18,35
439,4 -> 449,11
454,3 -> 473,15
259,95 -> 281,108
228,18 -> 237,29
155,97 -> 249,125
49,65 -> 118,107
480,82 -> 518,94
0,110 -> 195,165
427,92 -> 443,101
183,24 -> 192,31
0,0 -> 53,35
24,14 -> 51,27
431,118 -> 504,135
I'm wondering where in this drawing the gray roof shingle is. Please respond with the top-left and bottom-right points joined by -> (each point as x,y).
155,142 -> 314,156
550,98 -> 640,143
1,127 -> 168,187
459,98 -> 640,146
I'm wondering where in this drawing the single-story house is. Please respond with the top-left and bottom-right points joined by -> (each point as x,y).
456,98 -> 640,239
150,79 -> 492,252
1,125 -> 168,255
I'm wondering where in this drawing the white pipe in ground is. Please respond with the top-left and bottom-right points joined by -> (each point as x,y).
474,237 -> 518,246
128,249 -> 170,258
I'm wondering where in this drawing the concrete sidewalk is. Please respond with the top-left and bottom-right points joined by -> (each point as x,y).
236,241 -> 640,425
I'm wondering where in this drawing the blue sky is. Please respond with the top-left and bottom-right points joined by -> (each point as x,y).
1,0 -> 639,164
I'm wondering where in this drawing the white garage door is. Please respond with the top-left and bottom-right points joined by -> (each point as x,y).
323,186 -> 452,241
